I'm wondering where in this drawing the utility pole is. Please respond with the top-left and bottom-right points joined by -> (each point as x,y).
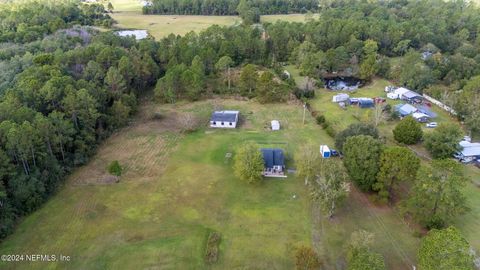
303,102 -> 306,125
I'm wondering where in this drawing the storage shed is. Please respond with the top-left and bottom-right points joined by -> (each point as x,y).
320,145 -> 331,158
332,93 -> 350,103
271,120 -> 280,131
358,98 -> 374,108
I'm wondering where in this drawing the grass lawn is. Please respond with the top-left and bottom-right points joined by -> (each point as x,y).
285,64 -> 480,255
111,12 -> 241,39
109,0 -> 319,39
0,97 -> 424,269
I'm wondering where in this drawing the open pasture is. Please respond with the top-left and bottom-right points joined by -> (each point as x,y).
0,98 -> 425,269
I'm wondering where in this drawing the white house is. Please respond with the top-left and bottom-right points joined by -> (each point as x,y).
210,111 -> 239,128
271,120 -> 280,131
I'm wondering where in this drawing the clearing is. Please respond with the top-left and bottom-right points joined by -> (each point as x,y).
109,0 -> 316,39
0,97 -> 422,269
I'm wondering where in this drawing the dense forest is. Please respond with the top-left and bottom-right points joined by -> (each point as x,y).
143,0 -> 319,15
1,0 -> 480,240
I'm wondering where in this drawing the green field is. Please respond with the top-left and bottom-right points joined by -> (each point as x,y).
109,0 -> 317,39
285,64 -> 480,253
0,97 -> 424,269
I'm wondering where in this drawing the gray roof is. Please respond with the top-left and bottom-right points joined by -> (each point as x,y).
460,141 -> 480,157
395,104 -> 417,116
403,91 -> 421,99
261,148 -> 285,168
210,111 -> 239,122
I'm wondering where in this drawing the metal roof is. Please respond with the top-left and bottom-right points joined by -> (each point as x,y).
261,148 -> 285,168
460,141 -> 480,157
403,91 -> 421,99
210,111 -> 239,122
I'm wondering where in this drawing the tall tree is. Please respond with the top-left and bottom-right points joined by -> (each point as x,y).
343,135 -> 382,191
310,159 -> 350,218
424,123 -> 463,159
346,230 -> 386,270
392,116 -> 423,145
374,146 -> 420,203
233,142 -> 264,184
335,123 -> 379,153
295,145 -> 319,186
215,56 -> 234,90
418,227 -> 474,270
239,64 -> 258,97
403,159 -> 469,229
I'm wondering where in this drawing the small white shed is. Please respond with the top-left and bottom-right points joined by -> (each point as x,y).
271,120 -> 280,131
320,145 -> 331,158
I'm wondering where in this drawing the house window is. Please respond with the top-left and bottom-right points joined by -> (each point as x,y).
213,121 -> 216,125
229,122 -> 232,126
221,122 -> 224,125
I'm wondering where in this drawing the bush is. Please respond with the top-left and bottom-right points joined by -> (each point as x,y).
393,116 -> 423,144
325,125 -> 337,138
335,123 -> 379,152
294,88 -> 315,99
107,160 -> 123,177
204,231 -> 221,264
316,115 -> 326,125
295,246 -> 321,270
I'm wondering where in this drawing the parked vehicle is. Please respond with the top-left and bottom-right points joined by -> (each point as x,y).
331,149 -> 339,157
426,122 -> 438,128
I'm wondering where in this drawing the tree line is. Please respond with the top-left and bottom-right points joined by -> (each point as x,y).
142,0 -> 318,16
0,1 -> 113,43
0,23 -> 161,238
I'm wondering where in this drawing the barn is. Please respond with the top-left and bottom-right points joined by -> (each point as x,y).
210,111 -> 239,128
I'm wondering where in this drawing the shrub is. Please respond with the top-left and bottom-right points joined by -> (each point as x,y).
295,246 -> 321,270
205,231 -> 221,264
316,115 -> 326,125
393,116 -> 423,144
335,123 -> 379,152
107,160 -> 122,177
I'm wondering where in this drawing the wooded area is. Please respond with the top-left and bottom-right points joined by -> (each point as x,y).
1,0 -> 480,256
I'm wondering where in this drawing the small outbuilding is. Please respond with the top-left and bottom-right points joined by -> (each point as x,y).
261,148 -> 286,178
395,104 -> 417,117
412,112 -> 430,123
332,93 -> 350,103
271,120 -> 280,131
457,141 -> 480,163
358,98 -> 375,108
320,145 -> 331,158
210,110 -> 239,128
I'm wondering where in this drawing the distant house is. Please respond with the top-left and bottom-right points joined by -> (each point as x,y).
402,91 -> 423,103
210,111 -> 239,128
271,120 -> 280,131
332,93 -> 350,103
412,112 -> 430,123
395,104 -> 418,117
392,87 -> 422,103
358,98 -> 374,108
261,148 -> 286,178
457,141 -> 480,163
